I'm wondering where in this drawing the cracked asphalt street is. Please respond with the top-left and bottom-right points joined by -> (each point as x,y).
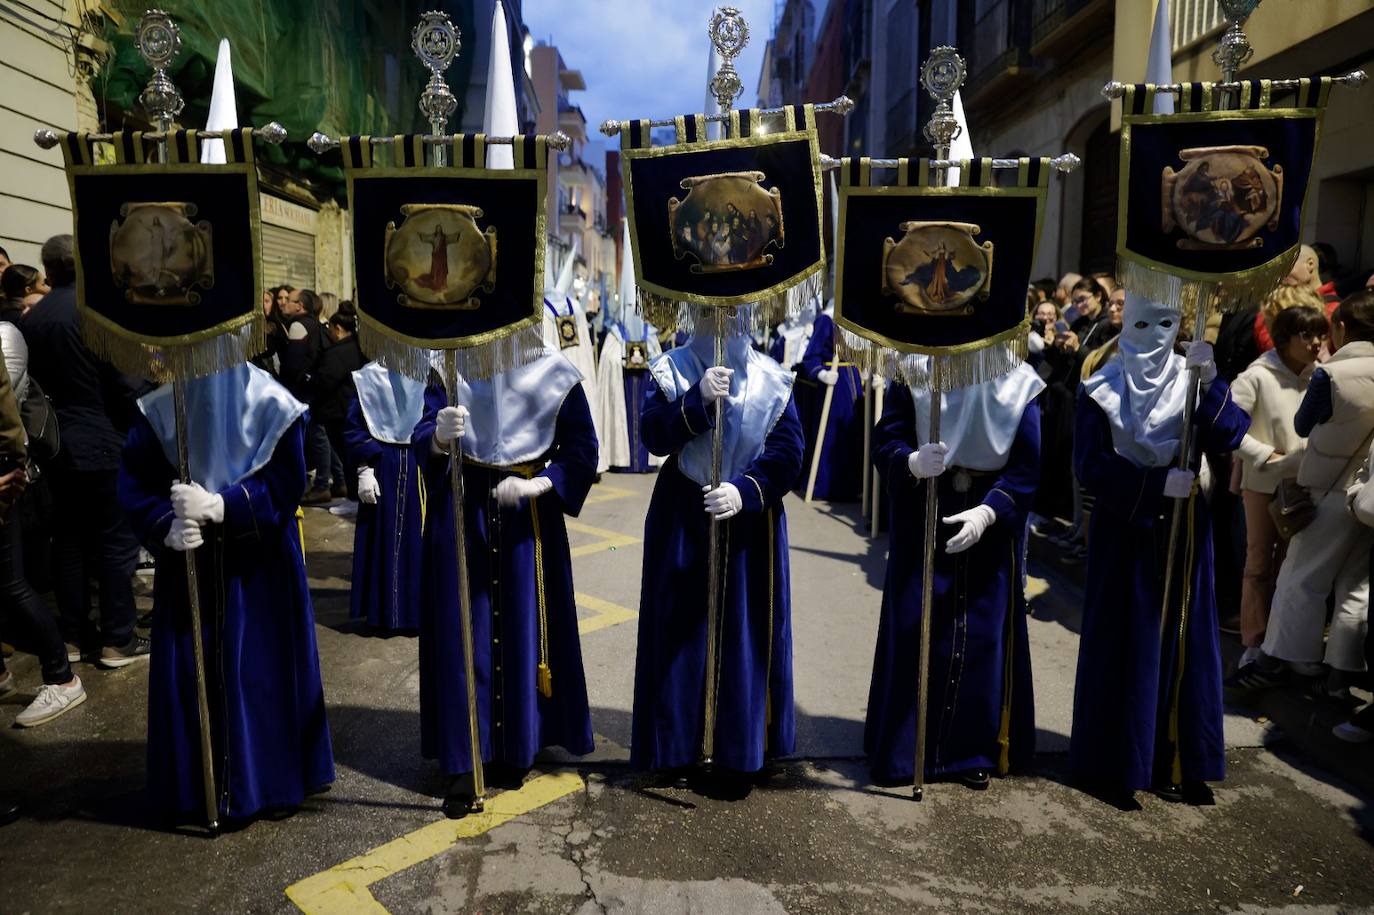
2,472 -> 1373,913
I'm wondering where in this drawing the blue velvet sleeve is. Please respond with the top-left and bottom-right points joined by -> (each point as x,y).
873,381 -> 917,484
1194,379 -> 1249,452
799,313 -> 836,381
1294,368 -> 1332,437
117,415 -> 177,549
218,420 -> 308,540
344,394 -> 384,467
538,383 -> 598,517
641,378 -> 714,457
982,400 -> 1042,523
729,394 -> 804,513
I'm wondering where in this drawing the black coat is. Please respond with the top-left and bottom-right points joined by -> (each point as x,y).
21,285 -> 151,472
308,336 -> 366,426
275,314 -> 328,403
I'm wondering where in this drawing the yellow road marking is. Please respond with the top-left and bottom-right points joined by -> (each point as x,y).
285,772 -> 584,915
576,593 -> 638,635
583,483 -> 636,505
1027,576 -> 1049,601
567,520 -> 641,557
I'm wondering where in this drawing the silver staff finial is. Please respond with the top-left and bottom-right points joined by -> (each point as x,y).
1213,0 -> 1260,82
708,7 -> 750,116
413,11 -> 461,135
136,10 -> 184,131
920,46 -> 966,154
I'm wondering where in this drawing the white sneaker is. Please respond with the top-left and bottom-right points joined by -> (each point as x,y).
1332,721 -> 1373,744
0,671 -> 15,698
1239,646 -> 1262,668
66,642 -> 84,663
15,677 -> 86,727
329,500 -> 359,518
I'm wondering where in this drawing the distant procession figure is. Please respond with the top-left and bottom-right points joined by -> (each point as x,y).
865,363 -> 1044,789
541,255 -> 603,461
344,362 -> 427,631
1069,294 -> 1248,806
597,230 -> 663,474
798,304 -> 863,501
415,352 -> 598,817
119,363 -> 335,823
631,309 -> 804,778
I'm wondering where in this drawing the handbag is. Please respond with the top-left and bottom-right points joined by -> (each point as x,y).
1269,477 -> 1316,539
20,376 -> 60,468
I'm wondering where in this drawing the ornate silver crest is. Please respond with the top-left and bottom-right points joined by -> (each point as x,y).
1213,0 -> 1260,79
920,46 -> 966,152
708,7 -> 750,115
412,11 -> 461,130
136,10 -> 184,126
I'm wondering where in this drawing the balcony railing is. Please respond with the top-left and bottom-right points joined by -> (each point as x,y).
1030,0 -> 1112,57
965,0 -> 1034,101
1170,0 -> 1226,53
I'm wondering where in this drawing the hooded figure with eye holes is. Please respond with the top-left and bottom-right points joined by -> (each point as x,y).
1068,293 -> 1250,809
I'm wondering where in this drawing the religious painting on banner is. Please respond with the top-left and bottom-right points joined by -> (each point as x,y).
833,156 -> 1051,390
58,128 -> 266,381
618,105 -> 824,322
342,134 -> 550,379
1116,78 -> 1333,312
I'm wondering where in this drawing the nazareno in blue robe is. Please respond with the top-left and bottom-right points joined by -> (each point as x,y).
631,338 -> 804,773
344,374 -> 425,632
414,369 -> 597,775
798,311 -> 864,501
1069,379 -> 1248,791
865,381 -> 1040,782
119,367 -> 334,821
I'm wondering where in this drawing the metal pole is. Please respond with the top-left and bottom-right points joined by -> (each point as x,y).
870,382 -> 885,537
911,46 -> 965,801
413,11 -> 485,809
1155,3 -> 1254,642
698,7 -> 749,767
136,9 -> 219,833
445,356 -> 486,809
803,353 -> 840,503
861,373 -> 874,520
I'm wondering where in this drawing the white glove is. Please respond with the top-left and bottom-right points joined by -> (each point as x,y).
434,405 -> 469,449
698,366 -> 734,405
871,374 -> 887,392
702,482 -> 743,520
817,367 -> 840,386
943,504 -> 996,554
170,482 -> 224,524
164,517 -> 203,552
1163,468 -> 1196,499
357,466 -> 380,505
908,442 -> 948,479
1185,341 -> 1217,386
494,475 -> 553,508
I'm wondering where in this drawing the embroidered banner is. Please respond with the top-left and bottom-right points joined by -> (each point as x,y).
834,156 -> 1050,388
343,134 -> 550,379
1117,78 -> 1331,312
61,128 -> 264,381
619,105 -> 824,314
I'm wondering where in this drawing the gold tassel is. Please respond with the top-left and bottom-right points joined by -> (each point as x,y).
1117,247 -> 1299,317
78,314 -> 265,384
537,662 -> 553,699
836,324 -> 1030,392
359,315 -> 548,385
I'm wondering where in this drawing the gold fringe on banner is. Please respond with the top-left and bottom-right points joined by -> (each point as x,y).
836,321 -> 1030,392
78,312 -> 265,384
359,311 -> 548,385
1117,244 -> 1299,317
634,271 -> 824,341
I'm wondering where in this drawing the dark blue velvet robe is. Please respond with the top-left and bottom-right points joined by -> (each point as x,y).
119,416 -> 335,820
344,395 -> 423,631
798,313 -> 863,501
865,384 -> 1039,782
415,384 -> 597,775
631,381 -> 804,772
613,368 -> 654,473
1070,381 -> 1248,791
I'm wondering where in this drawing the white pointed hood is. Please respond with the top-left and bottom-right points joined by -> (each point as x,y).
200,39 -> 237,164
483,1 -> 518,168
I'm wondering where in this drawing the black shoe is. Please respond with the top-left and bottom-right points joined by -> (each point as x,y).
655,766 -> 694,790
0,800 -> 18,826
1223,660 -> 1287,700
956,769 -> 991,791
330,483 -> 348,500
442,774 -> 477,819
301,488 -> 334,506
1182,781 -> 1215,806
485,762 -> 530,791
1152,782 -> 1184,803
98,635 -> 151,669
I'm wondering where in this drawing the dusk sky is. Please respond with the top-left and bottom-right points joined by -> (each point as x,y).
521,0 -> 777,144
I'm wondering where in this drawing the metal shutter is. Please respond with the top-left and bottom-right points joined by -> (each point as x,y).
262,223 -> 317,290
